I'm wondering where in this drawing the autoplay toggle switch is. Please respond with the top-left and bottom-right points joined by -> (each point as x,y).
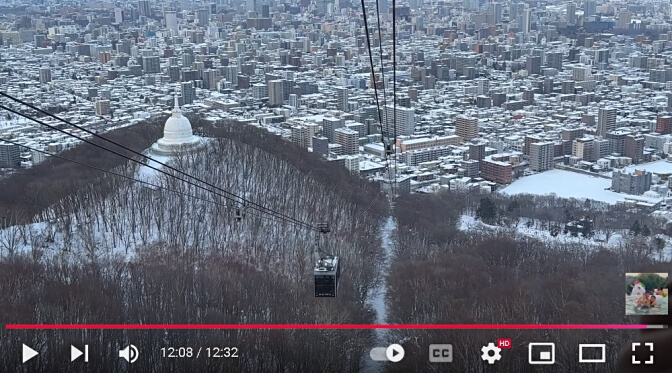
386,344 -> 405,362
370,344 -> 405,362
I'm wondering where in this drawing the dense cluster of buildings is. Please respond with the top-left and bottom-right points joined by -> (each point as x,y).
2,0 -> 672,199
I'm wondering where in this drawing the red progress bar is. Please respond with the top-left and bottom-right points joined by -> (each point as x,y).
5,324 -> 654,330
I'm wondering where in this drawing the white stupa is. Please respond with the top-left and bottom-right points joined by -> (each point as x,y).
150,96 -> 203,155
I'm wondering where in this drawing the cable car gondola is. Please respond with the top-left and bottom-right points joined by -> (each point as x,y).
314,255 -> 340,297
313,223 -> 340,297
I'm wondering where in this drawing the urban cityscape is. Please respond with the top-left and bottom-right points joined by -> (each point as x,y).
3,0 -> 672,205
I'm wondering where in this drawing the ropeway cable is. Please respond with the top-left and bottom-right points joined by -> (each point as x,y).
0,137 -> 291,227
0,100 -> 316,231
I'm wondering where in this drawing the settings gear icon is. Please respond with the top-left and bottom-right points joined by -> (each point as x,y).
481,342 -> 502,364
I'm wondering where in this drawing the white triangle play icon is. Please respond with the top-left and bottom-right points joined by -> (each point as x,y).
71,345 -> 83,361
22,344 -> 38,363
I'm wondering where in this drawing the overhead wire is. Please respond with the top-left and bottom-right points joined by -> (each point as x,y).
0,100 -> 315,232
0,92 -> 314,230
392,0 -> 398,196
360,0 -> 394,191
374,0 -> 389,115
0,137 -> 286,225
373,0 -> 397,193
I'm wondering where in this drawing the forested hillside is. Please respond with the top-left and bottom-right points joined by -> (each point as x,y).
385,192 -> 671,372
0,126 -> 387,372
0,116 -> 165,223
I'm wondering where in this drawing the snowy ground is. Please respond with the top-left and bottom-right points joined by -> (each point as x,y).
500,169 -> 663,205
459,215 -> 672,259
361,216 -> 396,373
459,215 -> 628,247
135,153 -> 173,183
624,160 -> 672,174
0,217 -> 139,263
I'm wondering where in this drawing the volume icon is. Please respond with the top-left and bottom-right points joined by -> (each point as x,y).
119,345 -> 139,363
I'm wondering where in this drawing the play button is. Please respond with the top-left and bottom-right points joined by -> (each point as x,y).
386,343 -> 405,362
22,344 -> 38,363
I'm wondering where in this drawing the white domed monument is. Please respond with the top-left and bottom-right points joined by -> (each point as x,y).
150,96 -> 204,156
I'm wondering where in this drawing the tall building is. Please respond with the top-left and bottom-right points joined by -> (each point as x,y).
322,117 -> 344,142
142,56 -> 160,74
138,0 -> 152,17
491,2 -> 503,24
34,34 -> 46,48
529,141 -> 554,171
94,99 -> 111,116
202,69 -> 220,91
114,8 -> 124,23
379,0 -> 389,13
312,136 -> 329,156
251,83 -> 267,99
526,56 -> 541,75
291,126 -> 310,148
181,81 -> 196,104
567,2 -> 576,25
461,160 -> 480,178
39,67 -> 51,84
469,143 -> 486,161
481,158 -> 512,184
197,9 -> 210,26
336,86 -> 348,112
594,138 -> 610,159
246,0 -> 262,13
383,105 -> 415,137
656,115 -> 672,135
475,78 -> 490,95
522,8 -> 532,34
573,138 -> 595,161
165,11 -> 178,32
561,128 -> 584,154
289,94 -> 298,109
612,170 -> 651,195
334,127 -> 359,155
624,135 -> 645,164
597,107 -> 617,137
182,53 -> 194,69
572,65 -> 591,81
546,52 -> 563,70
618,11 -> 632,29
607,131 -> 628,155
0,142 -> 21,168
455,116 -> 478,141
584,0 -> 596,17
492,92 -> 507,107
268,80 -> 284,107
476,95 -> 492,108
343,155 -> 360,174
524,135 -> 543,155
224,66 -> 239,86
